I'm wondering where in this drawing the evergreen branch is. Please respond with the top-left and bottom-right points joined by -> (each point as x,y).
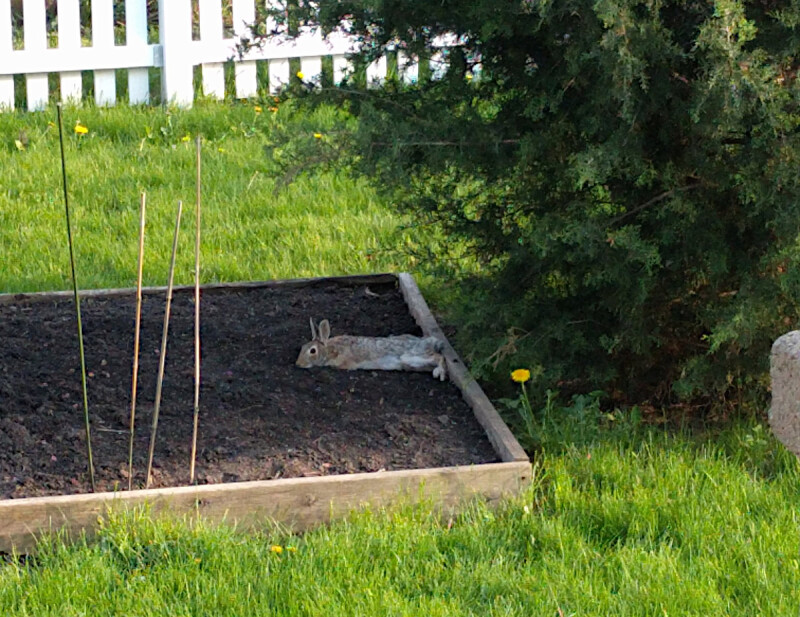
609,183 -> 702,226
370,139 -> 520,147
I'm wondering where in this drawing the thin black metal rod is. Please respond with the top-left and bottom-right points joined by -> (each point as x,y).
190,136 -> 202,483
145,200 -> 183,489
56,103 -> 96,493
128,192 -> 146,491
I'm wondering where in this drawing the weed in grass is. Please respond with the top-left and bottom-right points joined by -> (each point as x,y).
502,371 -> 641,454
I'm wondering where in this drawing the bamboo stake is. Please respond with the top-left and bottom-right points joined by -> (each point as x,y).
190,136 -> 202,483
127,193 -> 147,491
145,201 -> 183,489
56,103 -> 96,493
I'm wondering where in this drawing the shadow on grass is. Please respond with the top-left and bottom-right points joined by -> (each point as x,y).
496,386 -> 799,482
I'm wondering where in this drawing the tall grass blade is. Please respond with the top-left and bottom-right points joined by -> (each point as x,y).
145,200 -> 183,489
55,102 -> 96,493
128,192 -> 147,491
190,136 -> 202,483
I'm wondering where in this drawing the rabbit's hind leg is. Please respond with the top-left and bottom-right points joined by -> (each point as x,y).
432,354 -> 447,381
398,353 -> 447,381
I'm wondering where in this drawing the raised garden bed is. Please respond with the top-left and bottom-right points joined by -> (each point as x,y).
0,273 -> 530,553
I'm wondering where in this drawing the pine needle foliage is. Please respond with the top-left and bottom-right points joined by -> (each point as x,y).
257,0 -> 800,411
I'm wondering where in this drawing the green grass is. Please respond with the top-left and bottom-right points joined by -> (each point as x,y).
2,102 -> 799,615
1,100 -> 414,293
1,428 -> 798,616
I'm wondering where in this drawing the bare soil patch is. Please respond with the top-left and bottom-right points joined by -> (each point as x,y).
0,280 -> 497,499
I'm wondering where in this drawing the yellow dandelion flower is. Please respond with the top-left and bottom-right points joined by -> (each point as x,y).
511,368 -> 531,384
194,557 -> 202,564
181,134 -> 191,142
270,545 -> 283,554
269,106 -> 279,113
74,122 -> 89,135
313,132 -> 322,139
466,73 -> 474,81
296,70 -> 305,80
254,105 -> 263,113
217,147 -> 226,153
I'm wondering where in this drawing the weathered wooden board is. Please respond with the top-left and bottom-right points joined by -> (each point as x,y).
398,273 -> 529,463
0,461 -> 531,553
0,273 -> 399,305
0,272 -> 530,554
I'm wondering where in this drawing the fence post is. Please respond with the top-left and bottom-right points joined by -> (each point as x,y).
232,0 -> 256,98
158,0 -> 193,107
126,0 -> 150,104
0,0 -> 13,109
198,0 -> 225,99
397,51 -> 418,85
366,56 -> 387,88
92,0 -> 116,106
58,0 -> 83,103
23,0 -> 48,111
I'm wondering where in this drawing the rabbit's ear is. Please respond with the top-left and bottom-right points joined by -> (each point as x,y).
318,319 -> 331,343
309,317 -> 317,340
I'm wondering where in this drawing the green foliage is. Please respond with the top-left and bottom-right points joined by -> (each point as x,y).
501,387 -> 642,452
260,0 -> 800,410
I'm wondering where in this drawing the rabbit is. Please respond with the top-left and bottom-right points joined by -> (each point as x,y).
296,318 -> 447,381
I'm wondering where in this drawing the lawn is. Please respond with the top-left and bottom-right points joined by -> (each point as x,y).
1,427 -> 797,616
0,100 -> 414,293
1,102 -> 799,616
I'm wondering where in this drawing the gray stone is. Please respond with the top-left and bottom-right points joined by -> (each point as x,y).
769,330 -> 800,458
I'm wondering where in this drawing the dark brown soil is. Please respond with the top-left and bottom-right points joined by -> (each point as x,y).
0,280 -> 497,499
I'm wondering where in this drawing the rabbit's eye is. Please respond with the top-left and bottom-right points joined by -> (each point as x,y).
309,345 -> 317,355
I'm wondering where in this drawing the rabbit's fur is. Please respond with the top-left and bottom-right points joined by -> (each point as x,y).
296,319 -> 447,381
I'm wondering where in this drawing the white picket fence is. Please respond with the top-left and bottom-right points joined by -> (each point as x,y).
0,0 -> 447,112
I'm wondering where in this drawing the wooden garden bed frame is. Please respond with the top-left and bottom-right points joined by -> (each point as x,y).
0,273 -> 530,554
